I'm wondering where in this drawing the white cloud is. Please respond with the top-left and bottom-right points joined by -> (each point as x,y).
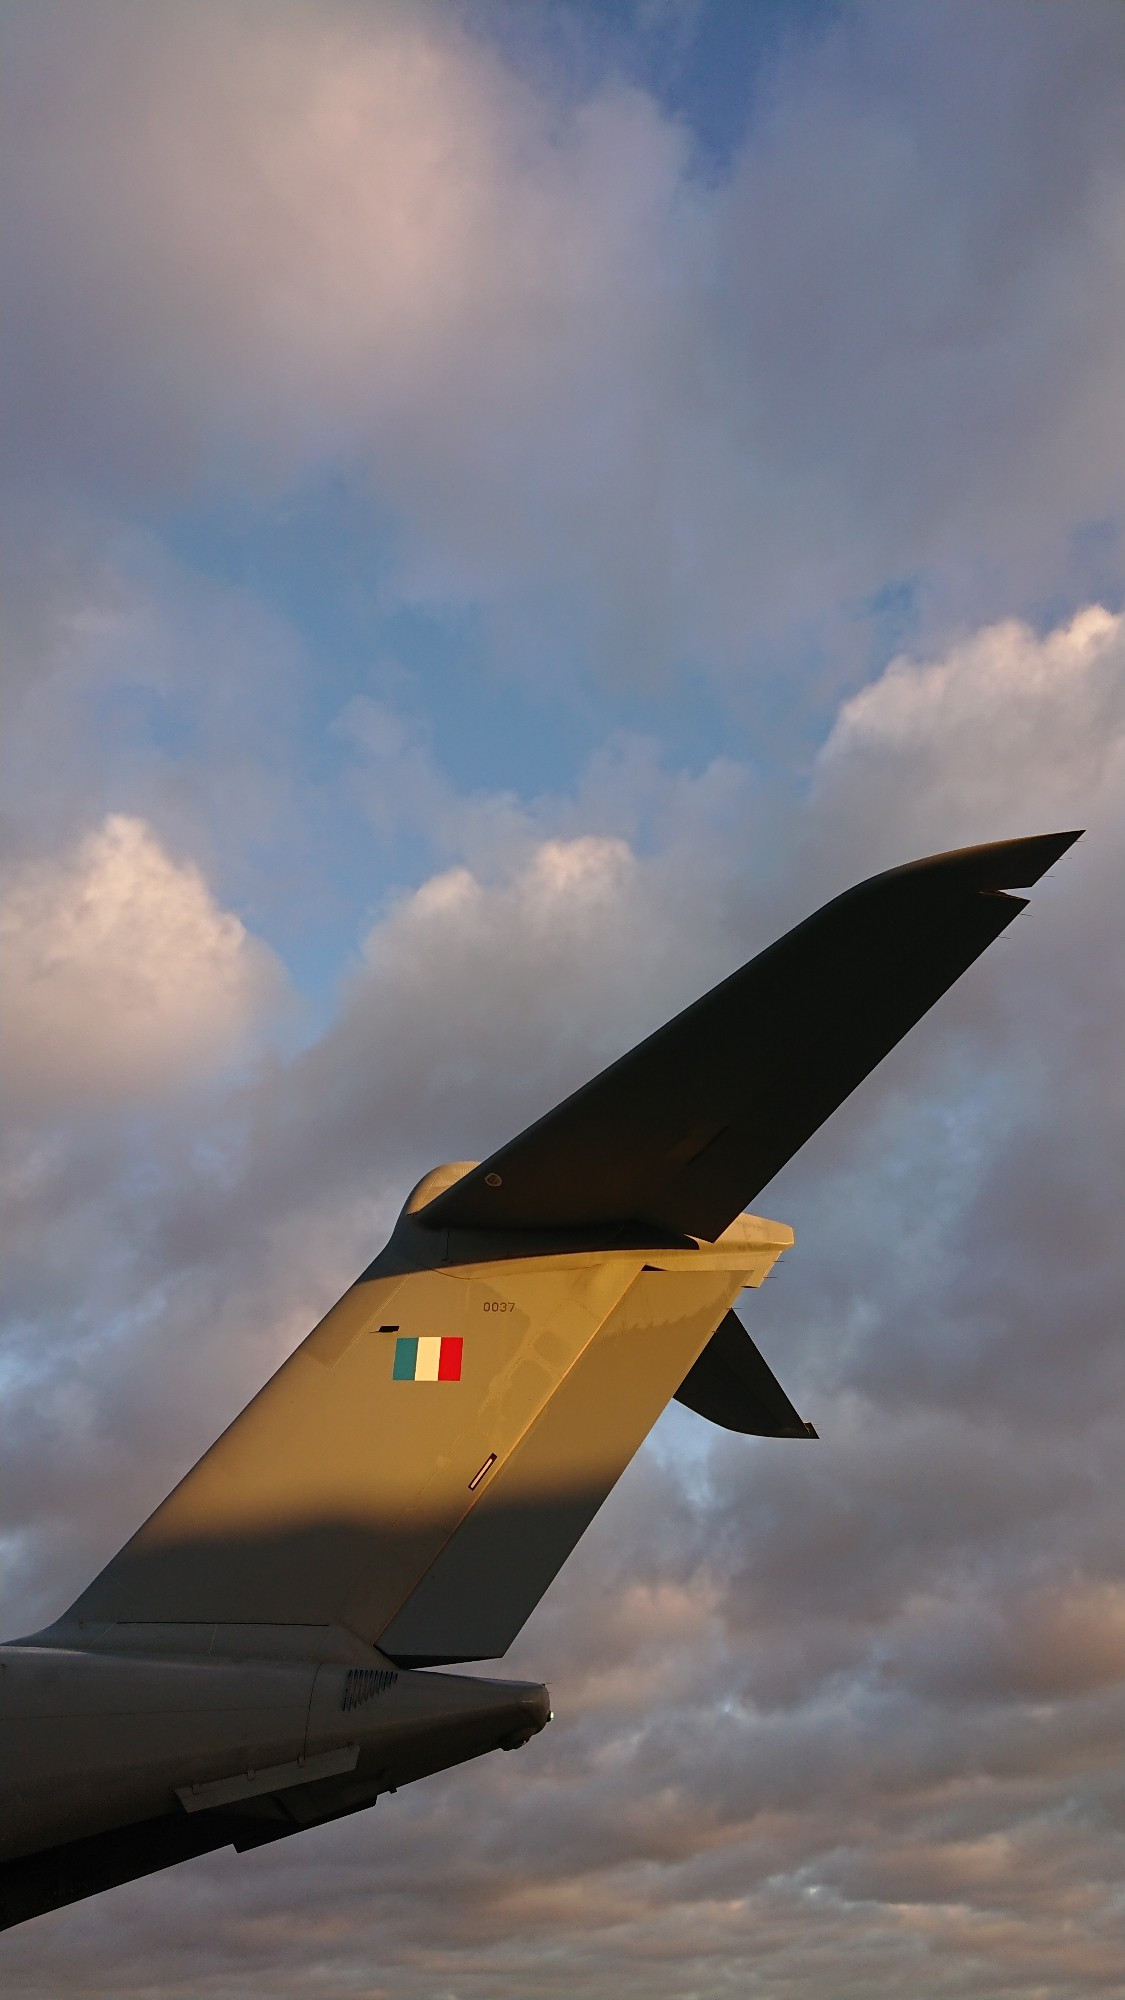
816,603 -> 1125,848
265,828 -> 701,1213
0,814 -> 286,1112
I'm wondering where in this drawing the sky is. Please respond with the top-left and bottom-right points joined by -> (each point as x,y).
1,1 -> 1124,1993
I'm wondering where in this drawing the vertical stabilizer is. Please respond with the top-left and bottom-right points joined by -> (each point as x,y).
62,1214 -> 792,1661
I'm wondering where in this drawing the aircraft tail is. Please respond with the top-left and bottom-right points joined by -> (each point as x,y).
58,834 -> 1078,1668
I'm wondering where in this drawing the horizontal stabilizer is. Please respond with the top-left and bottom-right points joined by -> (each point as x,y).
674,1309 -> 815,1437
420,832 -> 1081,1242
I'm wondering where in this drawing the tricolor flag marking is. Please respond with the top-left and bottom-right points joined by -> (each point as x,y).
393,1335 -> 463,1383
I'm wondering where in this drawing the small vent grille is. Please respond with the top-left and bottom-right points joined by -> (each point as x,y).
341,1666 -> 398,1712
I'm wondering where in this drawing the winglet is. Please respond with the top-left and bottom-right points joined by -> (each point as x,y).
879,828 -> 1083,893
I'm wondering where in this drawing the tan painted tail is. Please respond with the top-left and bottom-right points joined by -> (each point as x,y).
63,1192 -> 792,1664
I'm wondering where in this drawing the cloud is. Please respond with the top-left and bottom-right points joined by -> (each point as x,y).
815,603 -> 1125,850
2,0 -> 1125,1986
0,605 -> 1120,2000
4,1 -> 1124,684
0,814 -> 286,1113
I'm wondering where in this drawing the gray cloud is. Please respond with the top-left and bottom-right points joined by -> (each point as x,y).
2,598 -> 1122,1994
2,4 -> 1125,1993
3,1 -> 1124,691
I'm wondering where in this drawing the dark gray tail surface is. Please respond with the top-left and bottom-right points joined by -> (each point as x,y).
421,832 -> 1081,1242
